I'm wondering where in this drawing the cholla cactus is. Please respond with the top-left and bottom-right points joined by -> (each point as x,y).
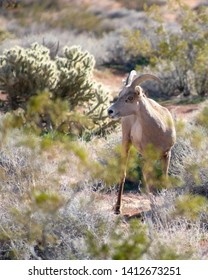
0,43 -> 111,134
55,46 -> 97,109
55,46 -> 110,132
0,43 -> 57,110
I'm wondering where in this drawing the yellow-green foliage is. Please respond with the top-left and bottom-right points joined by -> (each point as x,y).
50,4 -> 105,36
116,0 -> 165,11
86,219 -> 149,260
2,0 -> 107,36
196,103 -> 208,129
0,126 -> 151,259
123,29 -> 152,60
0,29 -> 13,43
175,194 -> 208,220
1,105 -> 208,259
150,243 -> 193,260
123,0 -> 208,96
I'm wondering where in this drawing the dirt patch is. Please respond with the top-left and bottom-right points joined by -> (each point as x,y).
95,192 -> 151,218
166,103 -> 201,119
121,193 -> 151,217
0,91 -> 7,101
94,69 -> 125,94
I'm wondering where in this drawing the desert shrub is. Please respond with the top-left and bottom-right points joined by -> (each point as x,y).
169,105 -> 208,194
0,29 -> 13,43
86,219 -> 149,260
1,0 -> 108,36
0,43 -> 111,135
49,4 -> 107,36
0,0 -> 20,8
174,194 -> 208,220
144,188 -> 208,259
54,46 -> 108,119
0,44 -> 57,110
116,0 -> 166,11
122,1 -> 208,97
0,31 -> 112,67
1,104 -> 208,260
196,102 -> 208,129
0,126 -> 152,260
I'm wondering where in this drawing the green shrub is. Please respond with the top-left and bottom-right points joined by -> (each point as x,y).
123,1 -> 208,97
196,102 -> 208,129
54,46 -> 110,132
0,43 -> 111,135
0,29 -> 13,43
116,0 -> 166,11
0,128 -> 150,259
0,0 -> 19,8
0,44 -> 57,110
1,111 -> 208,259
175,194 -> 208,220
50,4 -> 105,36
2,0 -> 107,36
86,219 -> 149,260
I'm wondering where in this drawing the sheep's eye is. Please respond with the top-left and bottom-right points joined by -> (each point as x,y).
126,96 -> 134,102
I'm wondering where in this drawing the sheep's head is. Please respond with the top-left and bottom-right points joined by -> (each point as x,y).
108,71 -> 161,119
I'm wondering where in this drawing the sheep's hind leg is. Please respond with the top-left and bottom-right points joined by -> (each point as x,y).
161,151 -> 171,178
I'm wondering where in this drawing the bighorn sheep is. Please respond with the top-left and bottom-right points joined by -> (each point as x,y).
108,70 -> 176,214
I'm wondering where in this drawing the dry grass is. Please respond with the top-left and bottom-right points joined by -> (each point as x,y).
0,103 -> 208,259
145,190 -> 208,259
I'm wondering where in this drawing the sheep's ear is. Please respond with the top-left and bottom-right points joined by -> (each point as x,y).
135,86 -> 142,96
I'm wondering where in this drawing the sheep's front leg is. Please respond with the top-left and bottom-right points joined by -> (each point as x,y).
114,140 -> 131,214
114,172 -> 126,214
162,151 -> 171,178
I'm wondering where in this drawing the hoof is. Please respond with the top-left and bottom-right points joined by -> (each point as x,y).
113,205 -> 121,215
